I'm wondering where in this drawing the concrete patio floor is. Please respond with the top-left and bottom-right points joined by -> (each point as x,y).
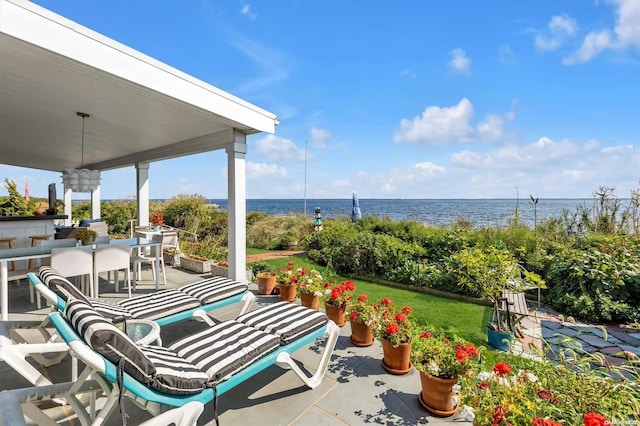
0,266 -> 471,425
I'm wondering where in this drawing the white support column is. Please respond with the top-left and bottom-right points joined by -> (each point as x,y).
91,185 -> 101,219
226,133 -> 247,282
136,162 -> 150,227
63,186 -> 72,225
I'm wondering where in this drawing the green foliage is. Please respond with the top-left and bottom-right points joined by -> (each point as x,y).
246,214 -> 312,249
101,198 -> 136,234
163,194 -> 212,237
0,179 -> 32,215
180,235 -> 227,261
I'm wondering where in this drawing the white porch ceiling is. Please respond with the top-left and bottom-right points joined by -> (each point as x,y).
0,0 -> 278,173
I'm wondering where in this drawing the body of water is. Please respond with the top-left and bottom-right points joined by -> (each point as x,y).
209,198 -> 601,228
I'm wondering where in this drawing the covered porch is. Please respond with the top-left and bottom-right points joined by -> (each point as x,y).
0,0 -> 279,282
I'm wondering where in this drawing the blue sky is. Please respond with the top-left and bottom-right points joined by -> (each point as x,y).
3,0 -> 639,200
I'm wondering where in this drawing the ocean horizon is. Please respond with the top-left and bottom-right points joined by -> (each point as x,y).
204,198 -> 611,228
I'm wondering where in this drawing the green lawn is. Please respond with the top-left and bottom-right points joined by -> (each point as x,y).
248,253 -> 492,346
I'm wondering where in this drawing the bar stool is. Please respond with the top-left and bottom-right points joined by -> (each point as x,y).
0,237 -> 17,270
28,235 -> 52,268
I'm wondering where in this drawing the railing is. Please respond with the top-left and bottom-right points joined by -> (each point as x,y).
128,220 -> 198,242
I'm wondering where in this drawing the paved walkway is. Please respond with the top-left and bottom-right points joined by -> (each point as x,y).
516,305 -> 640,364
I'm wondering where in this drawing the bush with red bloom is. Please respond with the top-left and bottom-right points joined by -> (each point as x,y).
493,362 -> 511,376
322,279 -> 355,308
347,293 -> 379,326
583,413 -> 608,426
410,327 -> 480,379
373,298 -> 413,347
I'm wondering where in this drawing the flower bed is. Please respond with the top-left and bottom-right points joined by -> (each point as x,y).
179,254 -> 211,273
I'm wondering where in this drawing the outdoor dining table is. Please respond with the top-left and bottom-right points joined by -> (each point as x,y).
0,237 -> 161,321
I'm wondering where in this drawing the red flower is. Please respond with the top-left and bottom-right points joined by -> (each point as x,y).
463,343 -> 479,358
395,313 -> 407,323
380,297 -> 392,306
476,381 -> 490,390
343,280 -> 355,291
386,323 -> 400,334
455,346 -> 469,363
358,294 -> 368,302
533,419 -> 562,426
492,405 -> 508,422
583,413 -> 608,426
324,282 -> 331,288
299,267 -> 306,276
401,306 -> 413,314
349,311 -> 358,320
288,261 -> 295,266
420,331 -> 433,339
536,388 -> 558,404
493,362 -> 511,375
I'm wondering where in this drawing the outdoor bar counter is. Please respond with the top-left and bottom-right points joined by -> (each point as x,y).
0,215 -> 68,248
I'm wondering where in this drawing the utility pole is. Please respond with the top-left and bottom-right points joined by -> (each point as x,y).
303,140 -> 308,215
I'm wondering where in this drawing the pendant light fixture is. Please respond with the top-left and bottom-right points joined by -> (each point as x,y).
61,112 -> 101,192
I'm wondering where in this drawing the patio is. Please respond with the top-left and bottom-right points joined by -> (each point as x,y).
0,267 -> 471,425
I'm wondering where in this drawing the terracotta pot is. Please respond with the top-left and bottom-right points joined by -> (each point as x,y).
350,319 -> 374,347
278,284 -> 298,302
256,274 -> 276,295
300,292 -> 320,310
324,302 -> 346,327
381,338 -> 412,375
418,371 -> 458,417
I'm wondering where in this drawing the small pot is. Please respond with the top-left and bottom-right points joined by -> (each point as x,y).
349,319 -> 374,347
278,283 -> 298,302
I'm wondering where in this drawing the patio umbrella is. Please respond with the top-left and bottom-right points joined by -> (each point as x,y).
351,192 -> 361,222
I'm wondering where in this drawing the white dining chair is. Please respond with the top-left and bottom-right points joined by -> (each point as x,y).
50,246 -> 95,298
93,244 -> 132,298
29,238 -> 80,307
130,234 -> 166,287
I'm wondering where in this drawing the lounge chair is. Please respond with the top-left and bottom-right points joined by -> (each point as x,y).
48,298 -> 339,425
0,267 -> 255,387
32,266 -> 255,326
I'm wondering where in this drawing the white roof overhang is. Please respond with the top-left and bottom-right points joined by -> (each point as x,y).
0,0 -> 278,173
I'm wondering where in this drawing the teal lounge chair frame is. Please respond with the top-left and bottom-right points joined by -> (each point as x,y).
48,310 -> 339,425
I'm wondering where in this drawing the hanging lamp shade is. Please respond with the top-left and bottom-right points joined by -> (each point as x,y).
61,112 -> 101,192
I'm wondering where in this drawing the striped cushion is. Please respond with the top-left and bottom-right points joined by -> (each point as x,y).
117,290 -> 201,321
64,299 -> 156,385
89,299 -> 133,319
39,266 -> 91,304
169,320 -> 279,385
179,276 -> 248,305
236,302 -> 328,345
139,345 -> 208,395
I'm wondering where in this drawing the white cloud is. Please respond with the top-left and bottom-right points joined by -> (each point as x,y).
535,15 -> 578,51
310,127 -> 331,148
254,134 -> 307,162
401,69 -> 417,78
413,162 -> 447,175
448,48 -> 471,74
240,4 -> 257,20
393,98 -> 513,144
499,44 -> 517,65
230,35 -> 289,93
563,30 -> 613,64
563,0 -> 640,64
246,161 -> 288,180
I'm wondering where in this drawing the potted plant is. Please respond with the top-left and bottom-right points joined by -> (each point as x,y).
150,210 -> 164,231
279,233 -> 298,250
452,247 -> 543,351
251,261 -> 277,295
296,267 -> 325,310
347,293 -> 377,347
321,279 -> 356,327
275,261 -> 302,302
374,297 -> 414,374
75,228 -> 98,245
410,328 -> 479,417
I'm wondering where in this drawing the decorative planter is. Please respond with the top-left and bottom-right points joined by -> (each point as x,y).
418,371 -> 459,417
179,255 -> 211,274
350,319 -> 374,347
324,302 -> 346,327
163,252 -> 180,267
280,241 -> 298,250
486,326 -> 514,352
278,284 -> 298,302
300,292 -> 320,310
256,273 -> 276,295
81,238 -> 95,246
381,338 -> 412,375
